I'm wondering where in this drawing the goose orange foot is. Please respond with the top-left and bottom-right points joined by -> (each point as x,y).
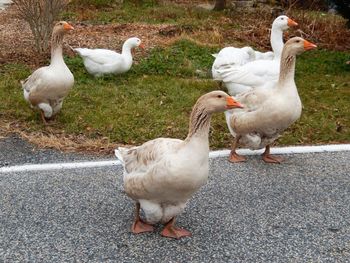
161,218 -> 192,239
131,219 -> 154,234
229,151 -> 247,163
131,202 -> 154,234
262,154 -> 283,164
40,111 -> 57,126
262,145 -> 283,164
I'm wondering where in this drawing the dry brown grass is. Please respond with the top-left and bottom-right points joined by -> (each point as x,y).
0,119 -> 119,155
289,9 -> 350,51
1,3 -> 349,68
223,7 -> 350,51
0,6 -> 177,67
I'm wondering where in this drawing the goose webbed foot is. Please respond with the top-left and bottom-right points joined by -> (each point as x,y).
161,217 -> 191,239
40,112 -> 56,126
229,150 -> 247,163
262,145 -> 283,164
132,219 -> 154,234
131,202 -> 154,234
262,154 -> 283,163
229,137 -> 246,163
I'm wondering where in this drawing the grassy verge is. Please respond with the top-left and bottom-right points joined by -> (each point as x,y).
0,39 -> 349,152
62,1 -> 350,52
64,0 -> 224,26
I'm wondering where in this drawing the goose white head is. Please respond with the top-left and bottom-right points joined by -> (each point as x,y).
124,37 -> 145,49
272,15 -> 298,31
197,91 -> 243,114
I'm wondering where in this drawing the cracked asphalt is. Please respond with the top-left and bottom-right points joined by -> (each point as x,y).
0,136 -> 350,262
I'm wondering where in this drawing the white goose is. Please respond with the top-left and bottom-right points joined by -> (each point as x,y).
74,37 -> 144,77
211,46 -> 255,80
225,37 -> 317,163
22,21 -> 74,124
115,91 -> 243,239
213,15 -> 298,95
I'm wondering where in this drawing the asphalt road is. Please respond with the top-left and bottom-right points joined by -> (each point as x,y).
1,149 -> 350,262
0,135 -> 110,167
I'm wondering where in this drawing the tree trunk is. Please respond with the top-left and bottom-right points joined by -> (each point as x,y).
213,0 -> 226,10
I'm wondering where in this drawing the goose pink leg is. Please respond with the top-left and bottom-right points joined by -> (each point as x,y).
131,203 -> 154,234
229,137 -> 246,163
262,145 -> 283,163
40,111 -> 48,125
161,218 -> 191,239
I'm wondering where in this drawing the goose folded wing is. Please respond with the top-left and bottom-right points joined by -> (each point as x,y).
213,47 -> 254,69
21,67 -> 49,92
76,48 -> 122,65
236,88 -> 271,112
216,65 -> 266,88
121,138 -> 182,174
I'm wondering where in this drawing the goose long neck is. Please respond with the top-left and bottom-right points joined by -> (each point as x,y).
122,41 -> 132,56
278,47 -> 296,87
186,101 -> 212,140
270,26 -> 284,59
50,31 -> 65,65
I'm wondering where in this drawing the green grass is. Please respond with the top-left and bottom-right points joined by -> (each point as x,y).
0,39 -> 349,149
62,0 -> 225,27
282,50 -> 350,145
133,40 -> 217,77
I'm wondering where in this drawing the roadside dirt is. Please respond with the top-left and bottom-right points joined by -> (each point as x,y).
0,5 -> 184,67
1,2 -> 349,68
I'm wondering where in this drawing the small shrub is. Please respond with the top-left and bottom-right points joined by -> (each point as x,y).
279,0 -> 329,10
13,0 -> 69,53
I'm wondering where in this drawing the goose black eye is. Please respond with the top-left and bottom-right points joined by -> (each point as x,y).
217,95 -> 222,98
296,40 -> 300,43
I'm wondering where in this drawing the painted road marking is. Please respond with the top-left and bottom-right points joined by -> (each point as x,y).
1,144 -> 349,173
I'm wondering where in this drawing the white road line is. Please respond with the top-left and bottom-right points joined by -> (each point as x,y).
0,160 -> 121,173
0,144 -> 349,173
209,144 -> 350,158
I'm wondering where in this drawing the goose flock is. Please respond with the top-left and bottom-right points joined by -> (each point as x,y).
21,16 -> 317,239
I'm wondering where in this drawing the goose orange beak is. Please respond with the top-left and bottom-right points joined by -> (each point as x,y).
226,97 -> 243,109
304,40 -> 317,50
64,23 -> 74,31
287,18 -> 298,27
139,43 -> 145,49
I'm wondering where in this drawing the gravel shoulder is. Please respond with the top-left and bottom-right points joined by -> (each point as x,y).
1,151 -> 349,262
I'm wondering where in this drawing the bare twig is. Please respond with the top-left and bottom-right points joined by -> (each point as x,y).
12,0 -> 69,53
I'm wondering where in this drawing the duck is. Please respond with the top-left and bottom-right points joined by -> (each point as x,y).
213,15 -> 298,95
225,37 -> 317,164
115,91 -> 243,239
74,37 -> 144,77
21,21 -> 74,124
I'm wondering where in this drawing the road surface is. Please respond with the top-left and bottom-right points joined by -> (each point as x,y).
1,137 -> 349,262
